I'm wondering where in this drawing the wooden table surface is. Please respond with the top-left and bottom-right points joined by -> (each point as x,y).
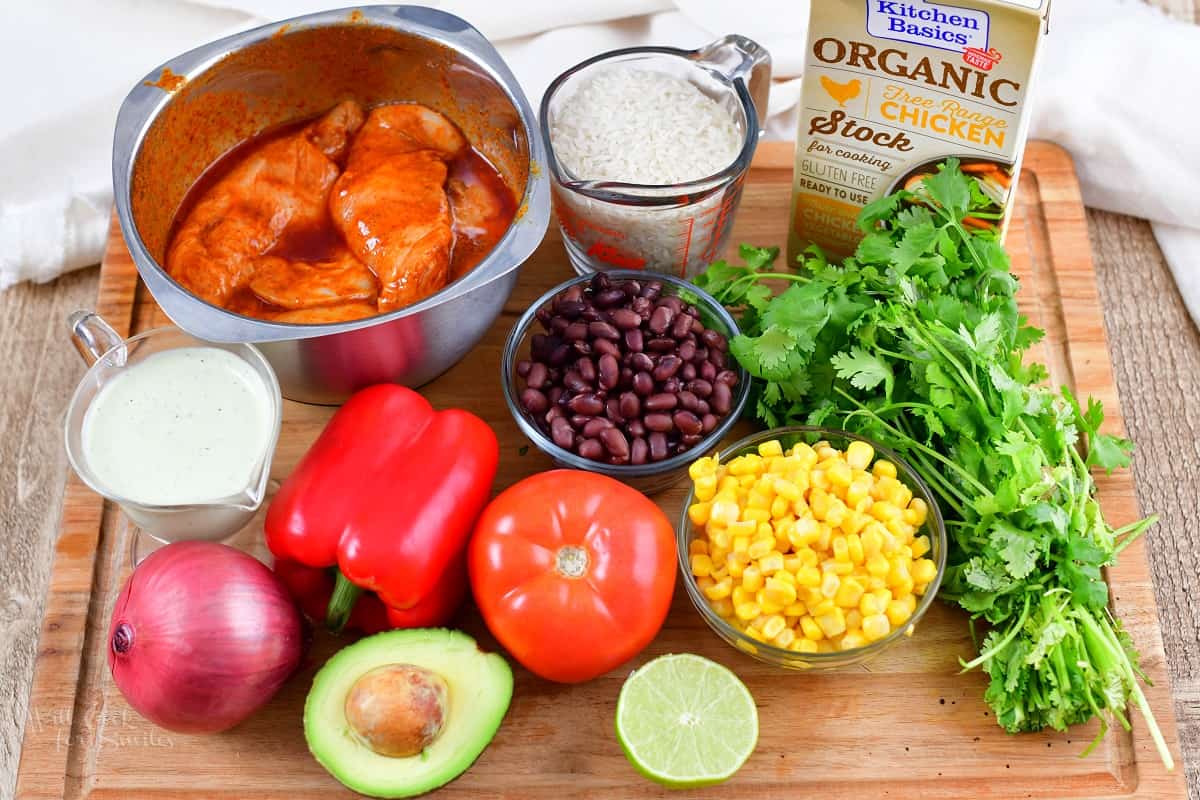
2,5 -> 1197,798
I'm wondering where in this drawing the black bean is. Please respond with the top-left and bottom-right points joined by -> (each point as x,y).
618,367 -> 634,389
678,390 -> 699,412
589,272 -> 610,293
520,388 -> 548,413
640,281 -> 663,300
644,413 -> 674,433
645,393 -> 678,412
606,397 -> 624,424
626,419 -> 647,438
593,289 -> 627,308
711,382 -> 732,415
661,377 -> 681,394
658,296 -> 684,314
618,392 -> 641,419
589,320 -> 620,340
633,371 -> 654,396
648,305 -> 675,335
680,363 -> 697,382
583,418 -> 612,438
678,340 -> 696,362
631,296 -> 652,318
716,369 -> 739,387
647,337 -> 676,353
700,361 -> 717,381
653,356 -> 682,382
701,413 -> 719,433
526,362 -> 548,389
551,417 -> 574,449
624,328 -> 644,353
611,308 -> 642,330
600,428 -> 629,459
671,313 -> 694,339
622,280 -> 642,297
557,300 -> 587,319
517,360 -> 532,378
549,343 -> 572,366
594,338 -> 620,358
576,358 -> 596,383
598,354 -> 619,390
568,393 -> 604,416
702,328 -> 728,351
688,379 -> 713,398
630,436 -> 649,465
563,321 -> 588,341
578,438 -> 604,460
673,410 -> 703,436
563,371 -> 590,393
630,352 -> 654,372
648,432 -> 669,461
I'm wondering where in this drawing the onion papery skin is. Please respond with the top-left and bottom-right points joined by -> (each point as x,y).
107,541 -> 304,734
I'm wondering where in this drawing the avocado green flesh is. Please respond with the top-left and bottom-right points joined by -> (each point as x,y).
304,628 -> 513,799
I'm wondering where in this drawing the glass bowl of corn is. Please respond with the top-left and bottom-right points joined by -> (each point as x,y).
677,426 -> 947,670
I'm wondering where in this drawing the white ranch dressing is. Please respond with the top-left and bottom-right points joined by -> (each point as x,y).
81,347 -> 273,505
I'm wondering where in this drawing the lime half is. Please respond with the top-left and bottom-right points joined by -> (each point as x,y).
615,653 -> 759,788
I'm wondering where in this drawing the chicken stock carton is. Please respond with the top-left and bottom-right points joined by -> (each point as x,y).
789,0 -> 1049,261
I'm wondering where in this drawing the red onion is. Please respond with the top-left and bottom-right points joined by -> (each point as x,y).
107,541 -> 303,734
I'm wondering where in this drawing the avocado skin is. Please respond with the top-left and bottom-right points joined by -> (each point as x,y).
304,628 -> 513,798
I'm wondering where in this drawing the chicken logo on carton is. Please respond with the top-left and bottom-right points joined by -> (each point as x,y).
789,0 -> 1048,262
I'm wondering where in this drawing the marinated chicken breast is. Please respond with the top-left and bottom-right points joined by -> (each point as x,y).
249,248 -> 377,310
166,100 -> 366,305
330,104 -> 468,311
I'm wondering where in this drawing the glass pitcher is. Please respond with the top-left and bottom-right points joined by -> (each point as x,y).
63,311 -> 282,544
540,35 -> 771,278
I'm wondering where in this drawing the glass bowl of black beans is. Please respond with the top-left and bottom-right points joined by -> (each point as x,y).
502,270 -> 750,494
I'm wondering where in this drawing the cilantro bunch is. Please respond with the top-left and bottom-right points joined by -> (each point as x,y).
696,160 -> 1171,767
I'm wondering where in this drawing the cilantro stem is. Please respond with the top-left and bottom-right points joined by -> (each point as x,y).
1112,515 -> 1158,557
960,593 -> 1032,671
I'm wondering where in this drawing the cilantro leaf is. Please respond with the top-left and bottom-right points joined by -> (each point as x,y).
831,347 -> 894,397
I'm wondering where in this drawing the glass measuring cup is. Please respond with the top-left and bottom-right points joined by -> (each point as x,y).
540,35 -> 771,278
64,311 -> 282,545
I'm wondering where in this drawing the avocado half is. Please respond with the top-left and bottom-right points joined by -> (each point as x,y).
304,628 -> 513,798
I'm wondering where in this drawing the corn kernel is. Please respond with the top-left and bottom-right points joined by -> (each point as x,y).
816,524 -> 833,552
871,501 -> 901,522
816,608 -> 846,638
867,553 -> 891,578
794,565 -> 822,587
845,480 -> 871,509
732,536 -> 751,556
824,499 -> 847,528
690,553 -> 714,577
742,508 -> 771,523
773,627 -> 797,649
763,577 -> 798,607
726,554 -> 745,579
798,548 -> 819,567
747,538 -> 774,560
872,588 -> 893,608
735,601 -> 761,621
783,554 -> 805,573
863,613 -> 891,641
846,533 -> 865,564
841,630 -> 869,650
788,516 -> 820,549
744,625 -> 767,643
820,572 -> 840,599
688,539 -> 709,556
834,576 -> 865,608
840,510 -> 868,536
746,490 -> 772,511
710,499 -> 740,526
810,598 -> 835,617
756,590 -> 784,616
800,615 -> 824,641
761,614 -> 787,640
694,475 -> 717,502
912,558 -> 938,585
773,569 -> 796,587
688,502 -> 712,526
710,527 -> 732,550
911,535 -> 931,559
809,488 -> 831,520
710,597 -> 734,618
872,459 -> 897,479
774,478 -> 802,502
908,497 -> 929,526
759,551 -> 785,575
859,593 -> 882,617
833,535 -> 850,563
784,601 -> 807,617
704,577 -> 733,601
885,599 -> 912,626
770,495 -> 790,519
827,459 -> 853,490
758,439 -> 783,458
793,637 -> 819,653
689,456 -> 719,480
845,609 -> 863,632
732,586 -> 750,607
845,440 -> 875,471
742,564 -> 765,593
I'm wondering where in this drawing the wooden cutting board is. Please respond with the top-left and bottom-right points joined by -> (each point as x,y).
15,141 -> 1186,799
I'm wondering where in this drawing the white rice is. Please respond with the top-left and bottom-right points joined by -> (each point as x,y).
548,67 -> 746,276
551,68 -> 742,184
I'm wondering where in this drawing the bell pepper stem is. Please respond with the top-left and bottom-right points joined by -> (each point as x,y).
326,570 -> 363,634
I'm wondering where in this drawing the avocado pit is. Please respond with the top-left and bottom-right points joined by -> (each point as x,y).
344,664 -> 448,757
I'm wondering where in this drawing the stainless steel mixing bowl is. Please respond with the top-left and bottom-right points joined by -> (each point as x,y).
112,6 -> 551,404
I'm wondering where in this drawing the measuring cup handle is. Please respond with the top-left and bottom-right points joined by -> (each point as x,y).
69,310 -> 127,367
692,35 -> 772,132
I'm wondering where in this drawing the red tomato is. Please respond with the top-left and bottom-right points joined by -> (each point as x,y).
469,470 -> 676,683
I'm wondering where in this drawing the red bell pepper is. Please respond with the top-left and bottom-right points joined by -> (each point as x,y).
265,384 -> 498,632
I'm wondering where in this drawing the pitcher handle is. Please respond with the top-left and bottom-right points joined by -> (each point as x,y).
691,35 -> 773,133
69,310 -> 127,367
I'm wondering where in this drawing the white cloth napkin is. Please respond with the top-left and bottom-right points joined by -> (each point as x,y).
2,0 -> 1198,323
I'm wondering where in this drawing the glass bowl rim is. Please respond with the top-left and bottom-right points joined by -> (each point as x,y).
675,424 -> 949,664
501,269 -> 750,477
